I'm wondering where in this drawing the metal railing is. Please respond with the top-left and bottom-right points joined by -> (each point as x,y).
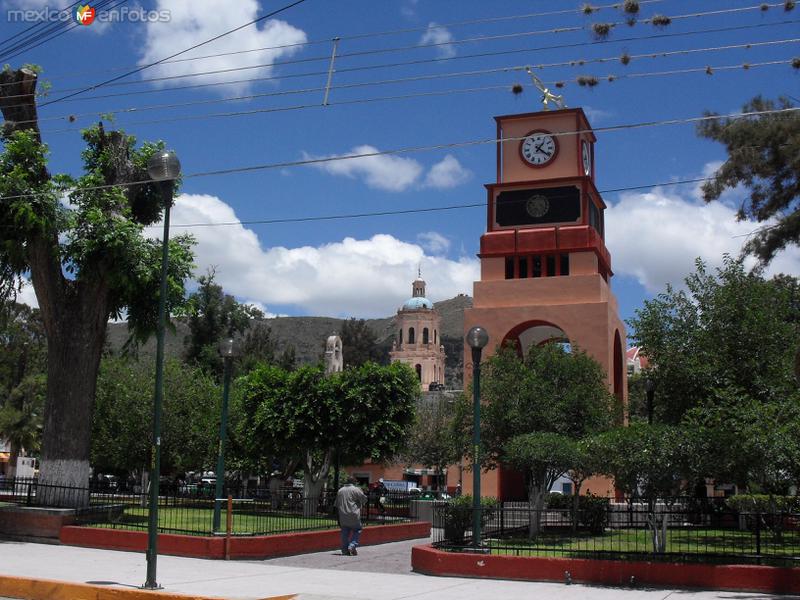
0,477 -> 417,536
432,499 -> 800,567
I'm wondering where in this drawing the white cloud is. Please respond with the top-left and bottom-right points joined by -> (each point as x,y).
305,147 -> 470,192
304,145 -> 423,192
423,155 -> 471,189
417,231 -> 450,254
162,194 -> 478,317
419,22 -> 456,58
137,0 -> 307,94
605,187 -> 800,294
582,106 -> 613,124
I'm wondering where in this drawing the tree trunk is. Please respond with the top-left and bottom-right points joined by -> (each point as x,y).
38,312 -> 107,507
527,481 -> 547,538
302,449 -> 332,517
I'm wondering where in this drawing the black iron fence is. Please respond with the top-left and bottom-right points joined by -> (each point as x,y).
432,499 -> 800,567
0,477 -> 417,536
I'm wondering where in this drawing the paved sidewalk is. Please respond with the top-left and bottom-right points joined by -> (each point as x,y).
0,539 -> 797,600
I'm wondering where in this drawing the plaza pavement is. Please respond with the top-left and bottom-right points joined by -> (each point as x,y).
0,537 -> 797,600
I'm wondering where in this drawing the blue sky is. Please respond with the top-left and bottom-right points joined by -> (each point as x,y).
4,0 -> 800,327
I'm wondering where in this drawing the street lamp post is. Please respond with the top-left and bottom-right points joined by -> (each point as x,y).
144,150 -> 181,590
466,325 -> 489,550
213,338 -> 237,531
645,377 -> 656,425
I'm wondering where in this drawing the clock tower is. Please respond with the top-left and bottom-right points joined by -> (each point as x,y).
463,107 -> 627,500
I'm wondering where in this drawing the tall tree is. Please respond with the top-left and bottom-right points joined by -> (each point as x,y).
404,395 -> 460,489
628,257 -> 798,424
0,67 -> 194,497
697,96 -> 799,263
184,269 -> 260,376
340,318 -> 385,367
459,343 -> 619,531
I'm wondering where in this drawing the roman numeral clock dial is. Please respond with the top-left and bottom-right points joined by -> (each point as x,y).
520,130 -> 558,167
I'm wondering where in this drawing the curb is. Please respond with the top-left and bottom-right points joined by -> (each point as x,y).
0,575 -> 296,600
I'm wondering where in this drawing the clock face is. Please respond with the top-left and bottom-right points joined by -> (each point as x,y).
582,140 -> 591,176
526,194 -> 550,218
520,130 -> 558,167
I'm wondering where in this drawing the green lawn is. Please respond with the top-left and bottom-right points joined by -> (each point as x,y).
487,527 -> 800,563
86,504 -> 338,536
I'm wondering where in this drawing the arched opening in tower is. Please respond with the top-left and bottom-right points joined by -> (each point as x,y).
501,320 -> 571,358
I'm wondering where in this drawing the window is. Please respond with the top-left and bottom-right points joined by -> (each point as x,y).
434,330 -> 437,345
562,482 -> 573,495
423,328 -> 429,344
505,257 -> 514,279
398,329 -> 403,345
408,327 -> 415,344
546,255 -> 556,277
518,257 -> 528,278
560,254 -> 570,276
415,364 -> 422,380
532,256 -> 542,278
588,199 -> 604,238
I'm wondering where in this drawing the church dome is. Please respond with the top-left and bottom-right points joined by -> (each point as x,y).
402,296 -> 433,310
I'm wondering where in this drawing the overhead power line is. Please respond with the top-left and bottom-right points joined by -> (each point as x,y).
35,58 -> 796,134
13,39 -> 799,127
6,12 -> 797,100
38,0 -> 310,107
152,177 -> 715,230
0,0 -> 127,63
3,1 -> 668,85
2,106 -> 796,202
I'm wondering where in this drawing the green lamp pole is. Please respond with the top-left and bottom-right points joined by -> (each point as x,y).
213,338 -> 237,531
144,150 -> 180,590
466,325 -> 489,550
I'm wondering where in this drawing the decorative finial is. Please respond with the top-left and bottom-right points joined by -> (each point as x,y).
526,66 -> 566,111
418,264 -> 422,279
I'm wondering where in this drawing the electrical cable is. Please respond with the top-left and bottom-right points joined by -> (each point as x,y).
38,0 -> 310,107
13,39 -> 799,127
2,106 -> 796,202
2,0 -> 669,85
153,177 -> 716,230
36,59 -> 797,134
5,13 -> 797,99
0,0 -> 119,61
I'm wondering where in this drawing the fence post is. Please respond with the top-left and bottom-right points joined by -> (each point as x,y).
500,502 -> 505,538
225,495 -> 233,560
26,482 -> 32,506
754,511 -> 761,561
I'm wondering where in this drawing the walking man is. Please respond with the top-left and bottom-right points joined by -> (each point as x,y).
335,476 -> 367,556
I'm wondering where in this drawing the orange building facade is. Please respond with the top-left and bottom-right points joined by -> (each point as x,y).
462,108 -> 627,500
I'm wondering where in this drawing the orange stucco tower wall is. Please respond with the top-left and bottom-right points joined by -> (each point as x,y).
462,108 -> 627,500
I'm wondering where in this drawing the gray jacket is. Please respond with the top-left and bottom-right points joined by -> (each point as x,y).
335,484 -> 367,528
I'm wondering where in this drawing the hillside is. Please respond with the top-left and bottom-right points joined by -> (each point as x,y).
106,294 -> 474,387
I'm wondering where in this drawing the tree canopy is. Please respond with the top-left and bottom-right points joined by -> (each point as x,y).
237,361 -> 417,510
455,342 -> 619,529
91,356 -> 220,478
183,269 -> 260,376
697,96 -> 799,263
629,256 -> 799,424
340,318 -> 386,367
0,67 -> 195,494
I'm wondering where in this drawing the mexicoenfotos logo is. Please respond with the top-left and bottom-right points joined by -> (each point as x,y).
6,5 -> 171,23
74,5 -> 96,25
